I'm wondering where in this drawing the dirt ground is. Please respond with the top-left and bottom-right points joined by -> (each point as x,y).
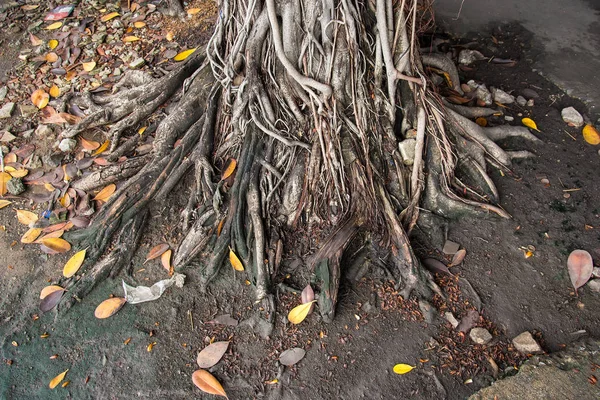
1,4 -> 599,400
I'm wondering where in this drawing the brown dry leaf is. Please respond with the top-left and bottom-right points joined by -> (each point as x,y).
16,209 -> 39,226
63,249 -> 86,278
3,153 -> 16,163
40,285 -> 66,300
567,249 -> 593,292
450,249 -> 467,267
174,48 -> 196,61
94,297 -> 126,319
31,89 -> 49,109
92,140 -> 110,156
49,369 -> 68,389
582,124 -> 600,145
133,21 -> 146,28
49,85 -> 60,98
123,36 -> 140,42
45,22 -> 63,30
40,238 -> 71,253
187,8 -> 201,15
100,12 -> 120,22
288,301 -> 316,324
191,370 -> 228,398
0,199 -> 12,209
82,61 -> 96,72
30,33 -> 42,46
221,159 -> 237,180
229,248 -> 244,271
40,289 -> 64,312
197,341 -> 229,368
48,39 -> 59,50
21,227 -> 43,244
522,117 -> 540,132
161,249 -> 172,275
45,52 -> 58,63
80,137 -> 100,151
279,347 -> 306,366
145,243 -> 170,263
93,184 -> 116,203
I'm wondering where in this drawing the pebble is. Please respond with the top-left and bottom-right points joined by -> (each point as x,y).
444,312 -> 459,328
59,138 -> 77,152
491,87 -> 515,104
0,86 -> 7,101
526,99 -> 535,107
35,124 -> 52,138
7,178 -> 25,195
458,49 -> 485,65
512,331 -> 543,354
587,280 -> 600,293
516,95 -> 527,106
504,115 -> 515,122
19,104 -> 37,118
442,240 -> 460,255
0,102 -> 15,119
470,327 -> 493,345
522,88 -> 540,99
476,84 -> 493,106
398,138 -> 416,166
130,57 -> 145,69
561,107 -> 584,127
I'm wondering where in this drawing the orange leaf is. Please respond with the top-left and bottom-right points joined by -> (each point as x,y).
187,8 -> 201,15
31,89 -> 49,109
229,248 -> 244,271
49,369 -> 68,389
82,61 -> 96,72
94,297 -> 126,319
49,85 -> 61,98
100,12 -> 120,22
133,21 -> 146,28
145,243 -> 170,263
123,36 -> 140,42
45,52 -> 58,63
475,117 -> 487,127
80,137 -> 100,151
93,184 -> 116,203
221,159 -> 237,180
161,249 -> 172,274
191,370 -> 228,398
0,172 -> 11,196
40,238 -> 71,253
92,140 -> 110,156
582,124 -> 600,145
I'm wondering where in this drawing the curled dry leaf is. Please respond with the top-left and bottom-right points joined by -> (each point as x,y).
279,347 -> 306,366
49,369 -> 68,389
161,249 -> 173,275
522,117 -> 540,132
582,124 -> 600,145
145,243 -> 170,263
94,297 -> 126,319
229,248 -> 244,271
393,364 -> 415,375
567,250 -> 593,292
31,89 -> 49,109
174,48 -> 196,61
301,284 -> 315,304
30,33 -> 42,46
40,288 -> 64,312
450,249 -> 467,267
288,301 -> 316,324
0,199 -> 12,209
93,184 -> 116,203
40,285 -> 65,299
21,227 -> 42,244
0,172 -> 11,196
191,370 -> 228,398
40,237 -> 71,253
16,209 -> 38,226
475,117 -> 488,127
221,159 -> 237,180
63,249 -> 86,278
197,341 -> 229,368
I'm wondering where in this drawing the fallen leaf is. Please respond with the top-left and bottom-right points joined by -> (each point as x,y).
133,21 -> 146,28
161,249 -> 172,274
582,124 -> 600,145
45,52 -> 59,63
30,33 -> 42,46
93,183 -> 116,203
393,364 -> 415,374
31,89 -> 50,109
197,341 -> 229,368
94,297 -> 126,319
191,370 -> 227,398
123,36 -> 140,42
82,61 -> 96,72
48,39 -> 59,50
0,172 -> 10,195
49,85 -> 60,98
21,227 -> 42,244
8,168 -> 28,178
422,258 -> 452,276
21,4 -> 40,10
221,159 -> 237,180
166,32 -> 174,41
145,243 -> 170,263
80,137 -> 100,151
92,140 -> 110,156
279,347 -> 306,366
229,248 -> 244,271
301,284 -> 315,304
40,237 -> 71,253
40,289 -> 64,312
49,369 -> 68,389
63,249 -> 86,278
567,249 -> 593,292
40,285 -> 65,299
174,48 -> 196,62
16,209 -> 39,226
100,12 -> 120,22
288,301 -> 316,324
522,117 -> 540,132
450,249 -> 467,267
187,8 -> 201,15
475,117 -> 488,127
207,314 -> 238,326
3,153 -> 16,163
147,342 -> 156,352
36,229 -> 65,243
45,22 -> 63,30
0,200 -> 12,209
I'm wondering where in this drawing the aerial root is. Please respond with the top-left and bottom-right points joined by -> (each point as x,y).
443,101 -> 500,118
421,53 -> 464,95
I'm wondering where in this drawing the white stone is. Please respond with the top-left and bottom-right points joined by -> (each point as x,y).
512,331 -> 543,354
458,49 -> 485,65
504,115 -> 515,122
526,99 -> 535,107
444,312 -> 459,328
491,87 -> 515,104
129,57 -> 145,69
561,107 -> 584,127
58,138 -> 77,152
516,96 -> 527,106
35,124 -> 52,138
470,327 -> 493,345
398,138 -> 416,166
476,84 -> 493,106
0,86 -> 7,101
0,102 -> 15,119
587,280 -> 600,293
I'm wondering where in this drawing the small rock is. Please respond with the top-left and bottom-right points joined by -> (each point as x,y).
522,88 -> 540,99
0,131 -> 16,142
475,84 -> 493,106
58,138 -> 77,152
561,107 -> 584,127
444,312 -> 459,328
443,240 -> 460,255
35,124 -> 52,138
398,138 -> 416,166
592,267 -> 600,278
42,153 -> 62,168
526,99 -> 535,107
491,87 -> 515,104
587,280 -> 600,293
19,104 -> 37,118
0,86 -> 7,101
512,331 -> 543,354
418,300 -> 436,324
516,96 -> 527,106
20,129 -> 34,139
113,67 -> 121,76
7,178 -> 25,195
458,49 -> 485,65
504,115 -> 515,122
129,57 -> 145,69
470,327 -> 493,345
0,102 -> 15,119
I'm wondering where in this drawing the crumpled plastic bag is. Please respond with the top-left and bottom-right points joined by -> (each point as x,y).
122,273 -> 185,304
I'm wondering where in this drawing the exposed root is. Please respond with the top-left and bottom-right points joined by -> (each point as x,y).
443,101 -> 500,118
422,53 -> 464,95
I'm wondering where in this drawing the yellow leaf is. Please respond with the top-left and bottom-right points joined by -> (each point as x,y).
229,248 -> 244,271
21,227 -> 42,244
94,297 -> 126,319
393,364 -> 415,374
45,22 -> 63,30
161,249 -> 172,274
92,140 -> 110,156
187,8 -> 201,15
21,4 -> 39,10
49,85 -> 60,98
41,237 -> 71,253
221,159 -> 237,180
287,301 -> 316,324
582,124 -> 600,145
522,118 -> 540,132
1,172 -> 11,196
147,342 -> 156,352
16,209 -> 38,226
61,381 -> 70,388
82,61 -> 96,72
93,183 -> 116,203
49,369 -> 68,389
145,243 -> 170,263
45,52 -> 58,63
138,126 -> 147,135
40,285 -> 66,300
63,249 -> 86,278
8,169 -> 28,178
48,39 -> 59,50
133,21 -> 146,28
174,48 -> 196,62
0,200 -> 12,209
123,36 -> 140,42
31,89 -> 49,109
166,32 -> 174,41
100,12 -> 120,22
191,370 -> 228,398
